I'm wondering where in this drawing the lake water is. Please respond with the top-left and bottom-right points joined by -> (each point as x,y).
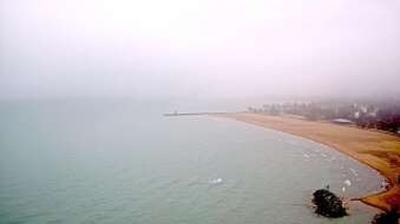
0,99 -> 384,223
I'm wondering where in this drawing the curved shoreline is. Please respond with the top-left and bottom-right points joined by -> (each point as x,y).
220,112 -> 400,213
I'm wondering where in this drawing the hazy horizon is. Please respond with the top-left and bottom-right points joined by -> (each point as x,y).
1,0 -> 400,100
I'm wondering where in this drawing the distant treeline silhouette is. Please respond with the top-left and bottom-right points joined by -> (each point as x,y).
248,99 -> 400,134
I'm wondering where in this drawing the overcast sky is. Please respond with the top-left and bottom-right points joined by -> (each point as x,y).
1,0 -> 400,99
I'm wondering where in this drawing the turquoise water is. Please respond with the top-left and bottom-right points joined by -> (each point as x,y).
0,99 -> 383,223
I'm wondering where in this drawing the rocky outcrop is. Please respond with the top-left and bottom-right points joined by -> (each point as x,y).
312,189 -> 347,218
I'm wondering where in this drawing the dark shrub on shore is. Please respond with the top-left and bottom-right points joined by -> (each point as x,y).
312,189 -> 347,218
371,207 -> 399,224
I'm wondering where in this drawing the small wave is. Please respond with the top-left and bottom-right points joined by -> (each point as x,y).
349,168 -> 358,177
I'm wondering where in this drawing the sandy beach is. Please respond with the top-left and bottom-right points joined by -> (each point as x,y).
222,112 -> 400,212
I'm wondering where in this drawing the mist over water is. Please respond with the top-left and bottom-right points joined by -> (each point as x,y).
0,100 -> 383,223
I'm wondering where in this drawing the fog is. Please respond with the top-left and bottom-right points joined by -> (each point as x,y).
1,0 -> 400,100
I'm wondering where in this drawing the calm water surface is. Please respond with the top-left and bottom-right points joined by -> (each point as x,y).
0,100 -> 384,223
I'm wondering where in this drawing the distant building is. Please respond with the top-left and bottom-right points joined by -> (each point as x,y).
354,111 -> 360,119
332,118 -> 353,125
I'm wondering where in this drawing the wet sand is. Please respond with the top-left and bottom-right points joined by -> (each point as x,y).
222,112 -> 400,212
